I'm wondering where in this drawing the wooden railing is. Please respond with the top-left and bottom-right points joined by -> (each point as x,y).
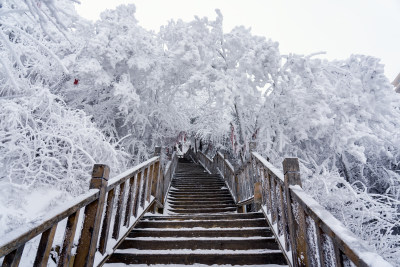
162,151 -> 179,206
0,147 -> 178,267
192,148 -> 392,267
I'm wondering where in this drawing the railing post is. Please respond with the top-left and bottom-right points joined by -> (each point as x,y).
283,158 -> 307,267
59,210 -> 80,265
152,147 -> 162,213
223,153 -> 227,180
235,171 -> 242,212
74,164 -> 109,267
249,141 -> 257,185
133,171 -> 143,217
34,224 -> 57,267
152,147 -> 161,200
254,182 -> 262,211
2,245 -> 24,267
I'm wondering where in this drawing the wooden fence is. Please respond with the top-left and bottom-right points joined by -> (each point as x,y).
192,148 -> 392,267
0,148 -> 178,267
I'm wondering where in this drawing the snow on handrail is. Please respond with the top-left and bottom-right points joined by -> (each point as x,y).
252,152 -> 284,182
224,158 -> 235,173
0,152 -> 167,267
290,185 -> 392,267
107,156 -> 159,190
0,189 -> 100,257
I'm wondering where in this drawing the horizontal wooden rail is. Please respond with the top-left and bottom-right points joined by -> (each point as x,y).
236,196 -> 254,207
0,146 -> 177,267
0,190 -> 100,258
191,147 -> 392,267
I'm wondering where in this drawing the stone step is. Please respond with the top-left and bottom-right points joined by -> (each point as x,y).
173,177 -> 220,180
168,196 -> 234,201
169,194 -> 232,199
171,188 -> 227,191
168,197 -> 233,202
171,183 -> 225,186
142,212 -> 264,221
171,185 -> 226,189
169,192 -> 230,196
169,189 -> 228,192
172,181 -> 225,184
117,237 -> 279,250
175,172 -> 209,175
136,218 -> 267,229
174,175 -> 221,179
171,183 -> 226,187
174,174 -> 215,177
106,250 -> 287,265
169,204 -> 236,210
174,175 -> 212,177
170,208 -> 238,214
173,178 -> 223,180
168,200 -> 235,205
169,194 -> 230,197
128,228 -> 273,238
170,191 -> 230,195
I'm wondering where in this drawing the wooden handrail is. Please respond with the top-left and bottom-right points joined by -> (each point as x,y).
191,147 -> 392,267
0,146 -> 177,267
0,190 -> 100,258
161,151 -> 179,208
236,196 -> 254,207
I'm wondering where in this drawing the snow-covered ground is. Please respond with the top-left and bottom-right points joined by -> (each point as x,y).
0,183 -> 74,237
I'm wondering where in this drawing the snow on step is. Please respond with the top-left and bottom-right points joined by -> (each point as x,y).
114,249 -> 283,255
140,219 -> 265,222
132,227 -> 270,231
125,236 -> 275,241
104,264 -> 288,267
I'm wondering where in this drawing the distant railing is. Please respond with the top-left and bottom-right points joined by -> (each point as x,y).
191,147 -> 391,267
0,147 -> 178,267
162,151 -> 179,206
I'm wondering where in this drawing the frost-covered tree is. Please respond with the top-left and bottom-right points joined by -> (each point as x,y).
252,53 -> 400,264
0,90 -> 128,191
61,4 -> 191,161
159,11 -> 281,162
0,0 -> 79,95
0,1 -> 129,236
257,53 -> 400,195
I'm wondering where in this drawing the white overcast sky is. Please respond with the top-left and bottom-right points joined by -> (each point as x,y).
75,0 -> 400,81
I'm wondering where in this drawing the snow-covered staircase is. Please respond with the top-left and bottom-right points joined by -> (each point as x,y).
104,158 -> 287,266
168,157 -> 237,214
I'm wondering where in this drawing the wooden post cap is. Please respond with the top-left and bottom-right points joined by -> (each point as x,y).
92,164 -> 110,180
283,158 -> 301,187
282,158 -> 299,173
249,142 -> 256,152
154,146 -> 161,156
